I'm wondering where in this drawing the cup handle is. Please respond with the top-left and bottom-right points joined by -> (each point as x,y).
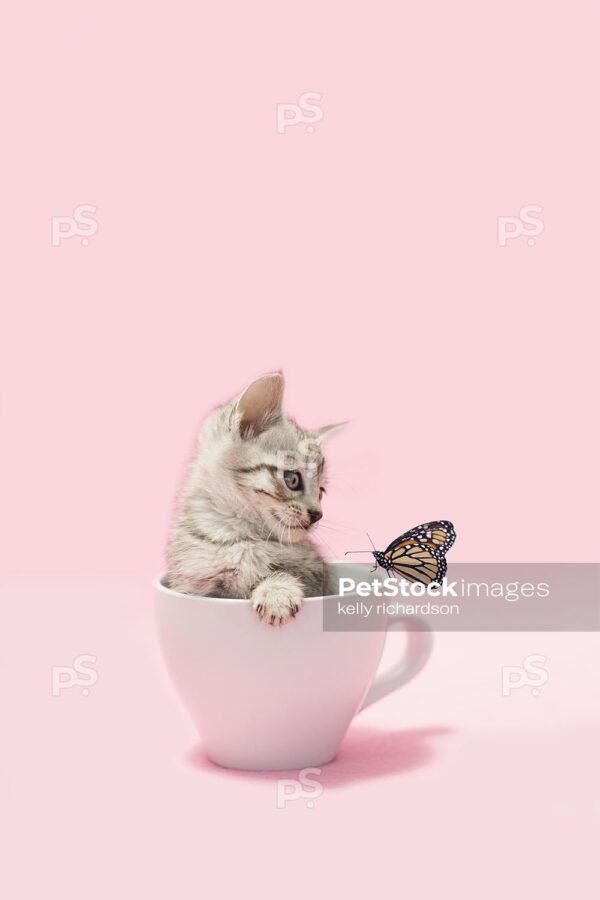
359,616 -> 433,711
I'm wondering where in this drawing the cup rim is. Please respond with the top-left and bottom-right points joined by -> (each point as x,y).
155,560 -> 373,604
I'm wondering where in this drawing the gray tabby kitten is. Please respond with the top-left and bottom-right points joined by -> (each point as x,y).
166,373 -> 344,624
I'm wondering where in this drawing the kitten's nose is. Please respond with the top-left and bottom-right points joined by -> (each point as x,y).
308,509 -> 322,525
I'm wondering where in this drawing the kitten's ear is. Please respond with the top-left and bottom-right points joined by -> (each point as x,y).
311,422 -> 348,442
233,373 -> 284,438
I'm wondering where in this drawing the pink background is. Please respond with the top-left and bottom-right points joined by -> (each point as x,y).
1,2 -> 598,898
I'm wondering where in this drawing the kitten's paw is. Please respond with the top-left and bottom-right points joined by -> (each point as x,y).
251,573 -> 304,626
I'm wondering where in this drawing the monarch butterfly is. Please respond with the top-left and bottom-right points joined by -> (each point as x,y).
346,520 -> 456,587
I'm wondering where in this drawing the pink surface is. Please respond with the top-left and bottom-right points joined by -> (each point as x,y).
2,1 -> 599,897
3,579 -> 599,898
1,1 -> 599,575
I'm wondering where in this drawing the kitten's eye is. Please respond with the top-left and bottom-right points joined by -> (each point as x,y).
283,470 -> 303,491
319,487 -> 326,498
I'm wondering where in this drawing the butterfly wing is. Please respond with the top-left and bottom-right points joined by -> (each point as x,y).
382,539 -> 447,586
402,520 -> 456,553
380,521 -> 455,585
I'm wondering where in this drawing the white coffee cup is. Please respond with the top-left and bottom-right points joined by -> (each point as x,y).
155,562 -> 432,771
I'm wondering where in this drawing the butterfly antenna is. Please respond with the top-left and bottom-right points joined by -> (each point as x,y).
345,533 -> 378,556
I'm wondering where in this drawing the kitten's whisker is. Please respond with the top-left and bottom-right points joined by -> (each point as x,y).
312,531 -> 335,559
318,523 -> 356,536
322,518 -> 359,529
265,518 -> 280,544
167,374 -> 347,601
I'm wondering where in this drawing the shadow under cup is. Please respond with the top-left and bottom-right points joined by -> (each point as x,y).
155,562 -> 432,771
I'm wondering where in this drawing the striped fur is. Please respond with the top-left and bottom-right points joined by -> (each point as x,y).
166,373 -> 345,624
